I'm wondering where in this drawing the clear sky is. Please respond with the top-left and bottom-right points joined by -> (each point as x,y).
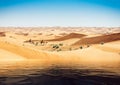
0,0 -> 120,27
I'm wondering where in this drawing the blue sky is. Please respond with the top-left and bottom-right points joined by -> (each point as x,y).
0,0 -> 120,27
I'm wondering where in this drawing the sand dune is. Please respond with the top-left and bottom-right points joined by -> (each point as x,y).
0,27 -> 119,62
0,49 -> 25,61
94,42 -> 120,53
0,32 -> 6,37
0,41 -> 55,60
46,33 -> 86,41
52,46 -> 120,63
73,33 -> 120,45
24,33 -> 86,43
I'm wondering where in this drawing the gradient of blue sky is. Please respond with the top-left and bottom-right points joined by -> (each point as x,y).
0,0 -> 120,27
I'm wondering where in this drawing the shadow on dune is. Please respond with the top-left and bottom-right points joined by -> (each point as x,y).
46,33 -> 86,41
0,32 -> 6,37
73,33 -> 120,45
0,68 -> 120,85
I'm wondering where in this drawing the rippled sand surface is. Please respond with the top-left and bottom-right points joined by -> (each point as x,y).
0,60 -> 120,85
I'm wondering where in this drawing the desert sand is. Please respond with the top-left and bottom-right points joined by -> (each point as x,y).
0,27 -> 120,63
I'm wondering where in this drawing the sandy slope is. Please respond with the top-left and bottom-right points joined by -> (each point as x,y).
53,46 -> 120,63
94,41 -> 120,53
0,40 -> 57,60
0,27 -> 120,62
0,49 -> 25,61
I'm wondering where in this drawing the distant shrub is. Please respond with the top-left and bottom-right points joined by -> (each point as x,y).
52,44 -> 59,49
69,48 -> 72,51
80,46 -> 83,49
87,45 -> 90,47
52,45 -> 56,48
40,40 -> 44,44
28,39 -> 32,42
100,42 -> 104,45
59,43 -> 63,46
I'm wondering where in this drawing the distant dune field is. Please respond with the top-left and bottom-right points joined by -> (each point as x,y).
0,27 -> 120,62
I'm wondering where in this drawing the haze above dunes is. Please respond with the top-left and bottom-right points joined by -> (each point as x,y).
0,27 -> 120,63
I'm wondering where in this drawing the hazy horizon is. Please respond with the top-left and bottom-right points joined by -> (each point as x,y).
0,25 -> 120,28
0,0 -> 120,27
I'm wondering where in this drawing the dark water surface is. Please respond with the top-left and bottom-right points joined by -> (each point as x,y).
0,60 -> 120,85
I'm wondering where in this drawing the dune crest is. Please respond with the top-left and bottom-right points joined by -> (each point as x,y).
46,33 -> 86,41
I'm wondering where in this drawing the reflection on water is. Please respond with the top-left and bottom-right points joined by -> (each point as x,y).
0,60 -> 120,85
